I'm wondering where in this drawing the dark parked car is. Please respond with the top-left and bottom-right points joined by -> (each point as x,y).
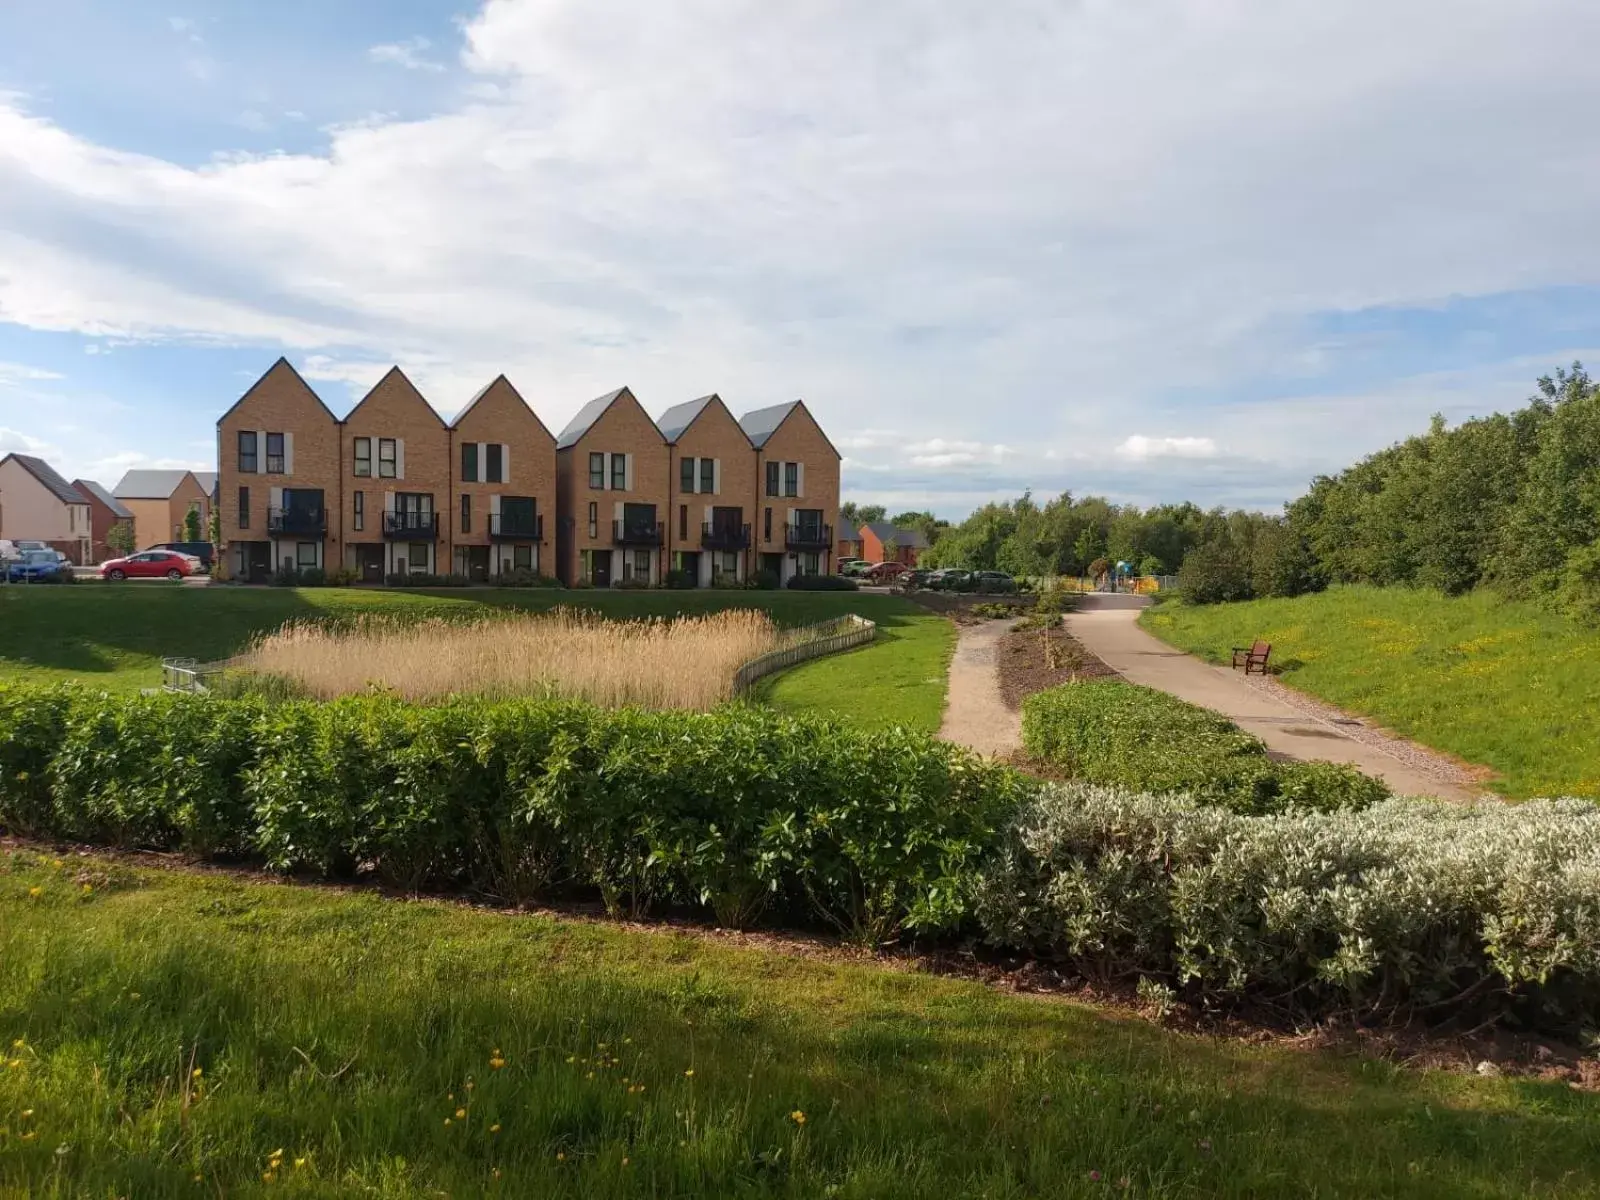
926,569 -> 974,592
971,570 -> 1017,593
146,541 -> 215,570
6,550 -> 68,583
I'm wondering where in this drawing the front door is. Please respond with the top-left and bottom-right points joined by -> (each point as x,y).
246,541 -> 272,583
592,551 -> 612,587
678,551 -> 701,586
355,544 -> 384,583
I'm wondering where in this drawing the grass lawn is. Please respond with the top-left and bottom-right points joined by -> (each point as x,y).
3,852 -> 1596,1198
1141,585 -> 1600,799
0,584 -> 950,729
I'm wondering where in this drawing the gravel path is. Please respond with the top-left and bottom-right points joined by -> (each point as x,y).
938,619 -> 1021,757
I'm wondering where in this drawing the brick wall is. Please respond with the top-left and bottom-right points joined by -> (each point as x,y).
339,368 -> 450,576
449,377 -> 558,578
665,397 -> 757,583
555,389 -> 669,585
754,403 -> 841,579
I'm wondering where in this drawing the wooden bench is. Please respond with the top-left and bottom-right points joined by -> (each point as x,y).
1231,640 -> 1272,675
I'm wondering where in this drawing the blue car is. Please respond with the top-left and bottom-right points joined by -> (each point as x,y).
6,550 -> 66,583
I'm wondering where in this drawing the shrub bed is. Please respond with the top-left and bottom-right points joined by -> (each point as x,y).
1020,680 -> 1389,813
974,783 -> 1600,1033
0,684 -> 1023,943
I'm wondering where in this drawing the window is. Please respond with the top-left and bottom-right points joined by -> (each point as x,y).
681,457 -> 696,495
238,431 -> 259,474
266,432 -> 285,474
460,494 -> 471,534
611,453 -> 627,491
720,551 -> 739,575
238,486 -> 250,529
378,438 -> 397,478
587,502 -> 598,539
408,543 -> 430,572
296,542 -> 317,568
801,551 -> 821,576
353,490 -> 364,532
700,458 -> 714,495
486,443 -> 503,484
579,549 -> 594,583
625,549 -> 651,582
763,507 -> 772,542
589,452 -> 605,489
461,442 -> 478,482
784,462 -> 798,498
765,460 -> 779,497
354,437 -> 372,477
513,545 -> 532,570
679,504 -> 688,540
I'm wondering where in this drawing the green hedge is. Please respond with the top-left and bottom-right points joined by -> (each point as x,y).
974,783 -> 1600,1034
1020,680 -> 1389,813
0,685 -> 1024,944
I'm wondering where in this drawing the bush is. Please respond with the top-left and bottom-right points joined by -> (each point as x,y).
747,569 -> 780,590
1177,540 -> 1252,605
492,568 -> 561,588
1020,680 -> 1388,814
711,571 -> 740,589
786,574 -> 859,591
0,684 -> 1025,943
614,577 -> 651,590
664,568 -> 696,589
298,566 -> 327,587
385,572 -> 470,588
973,783 -> 1600,1034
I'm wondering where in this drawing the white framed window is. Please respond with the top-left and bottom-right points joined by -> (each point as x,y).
296,542 -> 317,567
379,439 -> 397,478
408,542 -> 429,571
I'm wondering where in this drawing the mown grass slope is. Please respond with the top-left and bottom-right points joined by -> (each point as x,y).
3,850 -> 1596,1198
1141,585 -> 1600,799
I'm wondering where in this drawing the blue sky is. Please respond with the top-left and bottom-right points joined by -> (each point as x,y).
3,0 -> 1600,515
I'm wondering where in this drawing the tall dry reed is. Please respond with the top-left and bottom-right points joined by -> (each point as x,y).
238,608 -> 787,709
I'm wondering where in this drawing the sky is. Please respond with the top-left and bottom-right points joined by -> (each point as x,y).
3,0 -> 1600,517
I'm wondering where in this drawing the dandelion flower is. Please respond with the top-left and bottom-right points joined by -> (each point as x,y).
490,1123 -> 501,1134
193,1174 -> 203,1183
192,1067 -> 203,1078
455,1108 -> 466,1119
28,887 -> 41,898
81,884 -> 92,895
684,1068 -> 695,1078
489,1056 -> 506,1070
261,1170 -> 274,1182
21,1109 -> 33,1119
21,1131 -> 37,1142
566,1056 -> 576,1064
790,1110 -> 806,1126
465,1081 -> 474,1091
444,1118 -> 453,1127
294,1158 -> 306,1168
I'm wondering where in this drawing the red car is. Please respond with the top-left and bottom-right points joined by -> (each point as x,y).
101,550 -> 197,582
866,561 -> 909,583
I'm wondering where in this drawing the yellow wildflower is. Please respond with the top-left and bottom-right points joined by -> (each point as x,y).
294,1158 -> 306,1168
556,1152 -> 566,1162
21,1131 -> 37,1142
455,1108 -> 466,1119
20,1109 -> 33,1118
489,1123 -> 501,1134
489,1056 -> 506,1070
28,887 -> 41,898
192,1067 -> 203,1078
684,1068 -> 695,1078
444,1118 -> 453,1126
790,1110 -> 807,1126
10,1040 -> 21,1049
261,1171 -> 274,1182
81,884 -> 92,895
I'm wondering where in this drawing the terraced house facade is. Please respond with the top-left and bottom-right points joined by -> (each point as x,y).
215,361 -> 839,587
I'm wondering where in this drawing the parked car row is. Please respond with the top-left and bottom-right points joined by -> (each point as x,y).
4,548 -> 71,583
835,556 -> 1020,594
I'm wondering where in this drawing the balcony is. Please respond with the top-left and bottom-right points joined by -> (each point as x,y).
383,511 -> 440,540
701,522 -> 751,550
489,512 -> 544,542
267,506 -> 326,536
612,520 -> 664,547
784,522 -> 832,550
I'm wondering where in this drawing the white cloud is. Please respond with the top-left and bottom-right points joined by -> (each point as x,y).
0,426 -> 60,458
368,36 -> 445,73
0,362 -> 64,386
1116,435 -> 1219,462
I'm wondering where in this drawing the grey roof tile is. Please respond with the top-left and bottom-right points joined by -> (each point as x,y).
4,454 -> 86,505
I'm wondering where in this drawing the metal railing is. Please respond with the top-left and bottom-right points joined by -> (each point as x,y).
161,657 -> 233,692
267,506 -> 326,535
783,522 -> 832,550
732,614 -> 875,695
384,511 -> 440,539
488,512 -> 544,541
700,521 -> 751,550
613,520 -> 664,546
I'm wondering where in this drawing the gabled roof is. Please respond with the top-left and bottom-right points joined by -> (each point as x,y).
556,386 -> 632,450
113,469 -> 199,499
863,520 -> 930,549
342,365 -> 447,428
192,471 -> 218,495
2,454 -> 86,505
655,395 -> 716,443
216,357 -> 340,428
73,478 -> 134,519
450,375 -> 556,443
738,400 -> 801,449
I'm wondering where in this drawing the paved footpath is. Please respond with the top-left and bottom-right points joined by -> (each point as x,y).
937,618 -> 1022,758
1064,595 -> 1480,801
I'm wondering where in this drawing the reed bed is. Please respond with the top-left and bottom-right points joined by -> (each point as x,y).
236,608 -> 789,709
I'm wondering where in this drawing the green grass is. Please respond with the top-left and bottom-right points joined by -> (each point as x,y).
0,584 -> 950,729
1141,585 -> 1600,799
3,852 -> 1596,1198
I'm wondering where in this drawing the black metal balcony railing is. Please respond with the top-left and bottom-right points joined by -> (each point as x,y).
612,520 -> 664,547
489,512 -> 544,542
701,522 -> 751,550
784,522 -> 832,550
267,506 -> 326,535
383,511 -> 440,539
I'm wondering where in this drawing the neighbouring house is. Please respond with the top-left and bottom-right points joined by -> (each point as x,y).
0,453 -> 93,564
658,394 -> 756,587
740,400 -> 842,583
72,478 -> 136,563
340,368 -> 450,580
858,521 -> 929,567
112,468 -> 212,552
554,387 -> 669,587
448,375 -> 557,581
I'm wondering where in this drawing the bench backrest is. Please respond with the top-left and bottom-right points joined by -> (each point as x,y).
1250,640 -> 1271,657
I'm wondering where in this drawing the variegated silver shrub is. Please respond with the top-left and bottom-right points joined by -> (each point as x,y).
973,783 -> 1600,1030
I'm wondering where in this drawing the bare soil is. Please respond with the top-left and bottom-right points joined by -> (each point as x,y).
997,620 -> 1118,710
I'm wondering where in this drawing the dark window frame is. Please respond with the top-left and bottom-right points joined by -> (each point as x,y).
353,490 -> 364,532
679,504 -> 688,539
784,461 -> 798,498
461,442 -> 478,483
763,507 -> 772,542
265,432 -> 285,474
589,452 -> 605,489
700,458 -> 714,495
681,457 -> 696,495
354,436 -> 372,477
486,443 -> 504,484
610,453 -> 627,491
238,431 -> 258,474
238,485 -> 250,529
587,501 -> 598,539
378,438 -> 397,479
513,544 -> 532,570
765,460 -> 779,497
460,493 -> 471,534
296,542 -> 317,567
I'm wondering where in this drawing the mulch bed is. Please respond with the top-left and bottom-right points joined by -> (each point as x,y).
997,620 -> 1119,710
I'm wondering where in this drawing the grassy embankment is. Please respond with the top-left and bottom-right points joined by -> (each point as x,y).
0,586 -> 954,733
3,850 -> 1596,1198
1142,584 -> 1600,799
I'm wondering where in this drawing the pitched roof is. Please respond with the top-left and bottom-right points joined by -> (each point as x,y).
449,375 -> 557,442
72,478 -> 134,519
342,366 -> 447,428
192,471 -> 218,495
738,400 -> 801,448
216,357 -> 341,428
655,395 -> 715,443
863,520 -> 930,549
2,454 -> 86,505
113,469 -> 198,499
555,387 -> 629,450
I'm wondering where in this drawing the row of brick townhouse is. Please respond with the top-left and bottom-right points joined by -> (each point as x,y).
215,360 -> 839,586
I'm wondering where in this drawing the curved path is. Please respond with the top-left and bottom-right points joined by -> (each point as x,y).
937,618 -> 1021,757
1064,596 -> 1480,801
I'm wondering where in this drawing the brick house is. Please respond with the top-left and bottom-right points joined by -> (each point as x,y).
0,453 -> 92,563
113,469 -> 211,552
554,387 -> 668,586
448,375 -> 558,581
740,401 -> 841,584
72,478 -> 135,562
340,368 -> 450,581
216,358 -> 342,581
858,520 -> 929,567
657,394 -> 756,586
